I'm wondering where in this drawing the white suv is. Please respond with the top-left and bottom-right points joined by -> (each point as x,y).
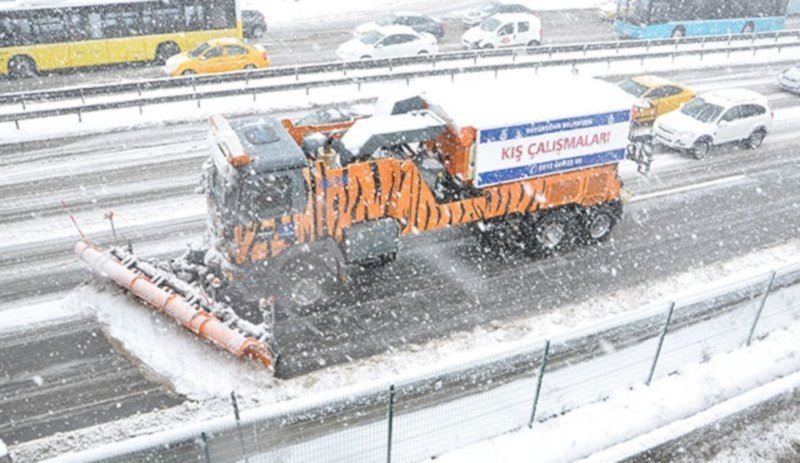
461,13 -> 542,49
653,89 -> 772,159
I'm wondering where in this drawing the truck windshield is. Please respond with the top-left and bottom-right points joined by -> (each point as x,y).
240,170 -> 307,221
618,79 -> 649,97
680,98 -> 723,123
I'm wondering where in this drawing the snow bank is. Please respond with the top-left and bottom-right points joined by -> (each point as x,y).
429,322 -> 800,463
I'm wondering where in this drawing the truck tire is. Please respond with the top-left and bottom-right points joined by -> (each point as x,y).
581,203 -> 621,244
8,55 -> 37,78
276,258 -> 336,312
528,210 -> 576,255
671,26 -> 685,38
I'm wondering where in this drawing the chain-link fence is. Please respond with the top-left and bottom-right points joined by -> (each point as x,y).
52,262 -> 800,463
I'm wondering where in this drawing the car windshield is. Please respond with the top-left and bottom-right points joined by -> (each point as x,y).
680,98 -> 724,123
360,30 -> 384,44
481,2 -> 501,13
376,15 -> 397,26
189,43 -> 210,58
481,17 -> 502,31
618,79 -> 649,97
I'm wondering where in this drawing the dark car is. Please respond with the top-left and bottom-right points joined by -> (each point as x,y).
242,9 -> 267,39
355,13 -> 446,39
462,2 -> 535,27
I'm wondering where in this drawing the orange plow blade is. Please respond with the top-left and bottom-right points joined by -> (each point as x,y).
75,241 -> 273,370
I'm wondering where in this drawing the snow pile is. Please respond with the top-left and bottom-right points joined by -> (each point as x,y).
76,284 -> 277,400
429,322 -> 800,463
0,291 -> 89,333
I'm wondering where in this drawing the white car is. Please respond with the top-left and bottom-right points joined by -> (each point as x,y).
462,1 -> 535,27
462,13 -> 542,49
777,64 -> 800,94
653,89 -> 773,159
336,25 -> 438,61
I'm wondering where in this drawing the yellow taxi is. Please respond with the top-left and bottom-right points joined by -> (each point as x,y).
164,38 -> 270,77
617,75 -> 695,124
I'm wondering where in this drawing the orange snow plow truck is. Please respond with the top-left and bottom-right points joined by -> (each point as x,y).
76,77 -> 636,370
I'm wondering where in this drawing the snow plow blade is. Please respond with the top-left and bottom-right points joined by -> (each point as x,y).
75,241 -> 273,370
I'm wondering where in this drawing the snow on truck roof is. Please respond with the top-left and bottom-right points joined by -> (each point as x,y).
425,77 -> 636,129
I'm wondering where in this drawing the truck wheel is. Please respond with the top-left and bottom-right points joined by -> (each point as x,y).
529,211 -> 576,255
277,258 -> 336,311
8,56 -> 37,78
581,204 -> 620,244
690,138 -> 711,160
671,26 -> 685,38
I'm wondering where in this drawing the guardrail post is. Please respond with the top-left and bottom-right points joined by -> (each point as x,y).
295,67 -> 300,81
20,98 -> 26,111
494,68 -> 499,79
231,391 -> 249,463
252,90 -> 257,102
387,384 -> 395,463
747,271 -> 776,347
138,105 -> 143,116
646,40 -> 650,53
79,89 -> 85,104
646,302 -> 675,386
137,83 -> 142,97
14,120 -> 20,130
528,340 -> 550,428
77,109 -> 82,123
200,432 -> 212,463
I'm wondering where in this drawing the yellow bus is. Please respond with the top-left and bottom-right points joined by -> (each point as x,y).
0,0 -> 241,78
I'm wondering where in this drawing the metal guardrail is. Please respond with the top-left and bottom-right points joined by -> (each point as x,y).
2,29 -> 799,107
43,261 -> 800,463
3,37 -> 800,127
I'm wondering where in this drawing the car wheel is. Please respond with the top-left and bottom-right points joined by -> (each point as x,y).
244,64 -> 257,70
360,55 -> 372,60
8,56 -> 37,79
482,43 -> 494,49
418,50 -> 429,55
745,129 -> 766,149
691,138 -> 711,160
742,22 -> 754,34
671,26 -> 685,38
181,69 -> 196,76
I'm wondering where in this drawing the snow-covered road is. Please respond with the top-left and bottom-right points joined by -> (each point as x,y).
3,61 -> 800,459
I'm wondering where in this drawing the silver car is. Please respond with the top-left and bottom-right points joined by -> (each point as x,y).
777,64 -> 800,94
